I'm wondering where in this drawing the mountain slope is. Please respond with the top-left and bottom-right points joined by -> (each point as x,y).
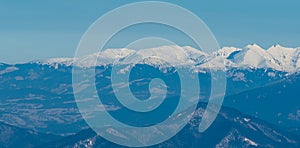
224,71 -> 300,134
44,104 -> 300,148
0,121 -> 61,148
0,63 -> 291,136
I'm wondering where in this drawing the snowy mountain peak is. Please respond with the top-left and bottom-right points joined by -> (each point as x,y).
267,44 -> 300,71
273,44 -> 282,48
268,44 -> 296,52
246,43 -> 262,49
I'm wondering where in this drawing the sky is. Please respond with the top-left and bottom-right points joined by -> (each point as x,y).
0,0 -> 300,63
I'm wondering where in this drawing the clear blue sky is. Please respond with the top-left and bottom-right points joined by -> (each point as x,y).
0,0 -> 300,63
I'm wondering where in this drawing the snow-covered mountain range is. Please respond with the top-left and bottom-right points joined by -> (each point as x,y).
42,44 -> 300,72
1,44 -> 300,147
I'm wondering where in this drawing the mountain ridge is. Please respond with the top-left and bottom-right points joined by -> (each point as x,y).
37,44 -> 300,72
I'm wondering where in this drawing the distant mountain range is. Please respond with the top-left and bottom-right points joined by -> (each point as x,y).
40,44 -> 300,72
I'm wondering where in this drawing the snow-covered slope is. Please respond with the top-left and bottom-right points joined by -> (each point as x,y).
267,45 -> 300,71
42,44 -> 300,72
